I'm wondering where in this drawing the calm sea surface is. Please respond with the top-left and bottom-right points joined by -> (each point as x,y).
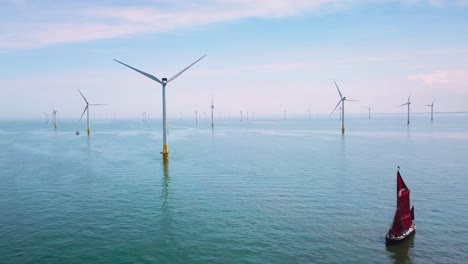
1,114 -> 468,263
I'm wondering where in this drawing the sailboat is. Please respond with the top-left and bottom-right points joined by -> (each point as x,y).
386,167 -> 416,245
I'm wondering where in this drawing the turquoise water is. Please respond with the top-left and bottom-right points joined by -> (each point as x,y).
1,114 -> 468,263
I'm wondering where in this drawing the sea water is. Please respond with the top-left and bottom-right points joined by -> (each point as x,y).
1,114 -> 467,263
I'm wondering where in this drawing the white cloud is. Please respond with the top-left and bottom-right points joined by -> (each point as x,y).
409,70 -> 468,93
1,0 -> 466,50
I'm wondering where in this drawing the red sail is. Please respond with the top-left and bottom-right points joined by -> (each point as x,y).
389,170 -> 413,237
397,171 -> 408,196
398,189 -> 412,229
390,209 -> 403,237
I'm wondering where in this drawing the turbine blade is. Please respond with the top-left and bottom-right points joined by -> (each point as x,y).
400,103 -> 408,106
77,88 -> 88,104
80,106 -> 88,121
113,59 -> 162,84
168,55 -> 206,82
90,104 -> 108,106
432,98 -> 436,105
334,80 -> 343,99
346,99 -> 359,101
329,100 -> 342,118
408,92 -> 411,103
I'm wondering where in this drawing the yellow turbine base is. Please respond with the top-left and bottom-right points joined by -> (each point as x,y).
87,128 -> 90,135
162,144 -> 169,161
342,126 -> 345,134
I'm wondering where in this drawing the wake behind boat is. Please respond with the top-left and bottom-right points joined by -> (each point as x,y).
386,167 -> 415,246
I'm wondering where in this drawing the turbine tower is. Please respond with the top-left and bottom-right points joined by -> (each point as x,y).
114,55 -> 206,161
143,112 -> 147,123
52,108 -> 58,128
78,89 -> 106,135
44,112 -> 49,124
330,80 -> 358,134
400,93 -> 411,125
195,110 -> 198,124
365,106 -> 371,119
240,110 -> 243,122
210,97 -> 215,128
425,99 -> 435,121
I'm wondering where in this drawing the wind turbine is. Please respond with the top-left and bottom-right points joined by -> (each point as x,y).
330,80 -> 359,134
52,108 -> 58,128
78,89 -> 107,135
44,112 -> 49,124
142,112 -> 147,123
308,107 -> 311,120
195,110 -> 198,124
365,106 -> 371,119
240,110 -> 243,122
210,97 -> 215,128
284,110 -> 287,120
400,93 -> 411,125
114,55 -> 206,161
425,99 -> 435,121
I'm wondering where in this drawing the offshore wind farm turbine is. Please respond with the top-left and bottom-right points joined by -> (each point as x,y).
210,97 -> 215,128
425,99 -> 435,121
44,112 -> 49,124
400,93 -> 411,125
52,108 -> 58,128
365,106 -> 371,119
78,89 -> 106,135
113,55 -> 206,161
330,80 -> 358,134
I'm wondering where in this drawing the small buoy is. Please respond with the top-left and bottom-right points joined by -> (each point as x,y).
76,131 -> 80,135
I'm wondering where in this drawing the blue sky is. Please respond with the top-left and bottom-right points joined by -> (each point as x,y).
1,0 -> 467,119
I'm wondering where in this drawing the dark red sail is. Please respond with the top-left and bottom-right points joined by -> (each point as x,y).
389,170 -> 413,237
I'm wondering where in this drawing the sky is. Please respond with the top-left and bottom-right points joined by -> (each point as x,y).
0,0 -> 467,119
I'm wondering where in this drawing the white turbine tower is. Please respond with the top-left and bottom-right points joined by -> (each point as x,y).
400,93 -> 411,125
330,80 -> 358,134
425,99 -> 435,121
365,106 -> 371,119
52,108 -> 58,128
78,89 -> 106,135
44,112 -> 49,124
113,55 -> 206,161
210,97 -> 215,128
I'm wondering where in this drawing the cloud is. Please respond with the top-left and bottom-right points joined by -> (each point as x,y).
409,69 -> 468,93
0,0 -> 467,50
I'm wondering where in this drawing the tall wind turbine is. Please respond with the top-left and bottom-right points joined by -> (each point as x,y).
425,99 -> 435,121
210,97 -> 215,128
365,106 -> 371,119
330,80 -> 358,134
78,89 -> 106,135
52,108 -> 58,128
44,112 -> 49,124
114,55 -> 206,161
400,93 -> 411,125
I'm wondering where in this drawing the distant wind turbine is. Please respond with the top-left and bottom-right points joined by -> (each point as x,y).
330,80 -> 359,134
425,99 -> 435,121
113,55 -> 206,161
52,108 -> 58,128
365,106 -> 371,119
240,110 -> 243,122
44,112 -> 49,124
142,112 -> 147,123
400,93 -> 411,125
210,97 -> 215,128
195,110 -> 198,124
284,110 -> 287,120
78,89 -> 107,135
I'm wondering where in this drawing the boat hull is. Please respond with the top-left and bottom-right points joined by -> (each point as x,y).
385,225 -> 416,246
